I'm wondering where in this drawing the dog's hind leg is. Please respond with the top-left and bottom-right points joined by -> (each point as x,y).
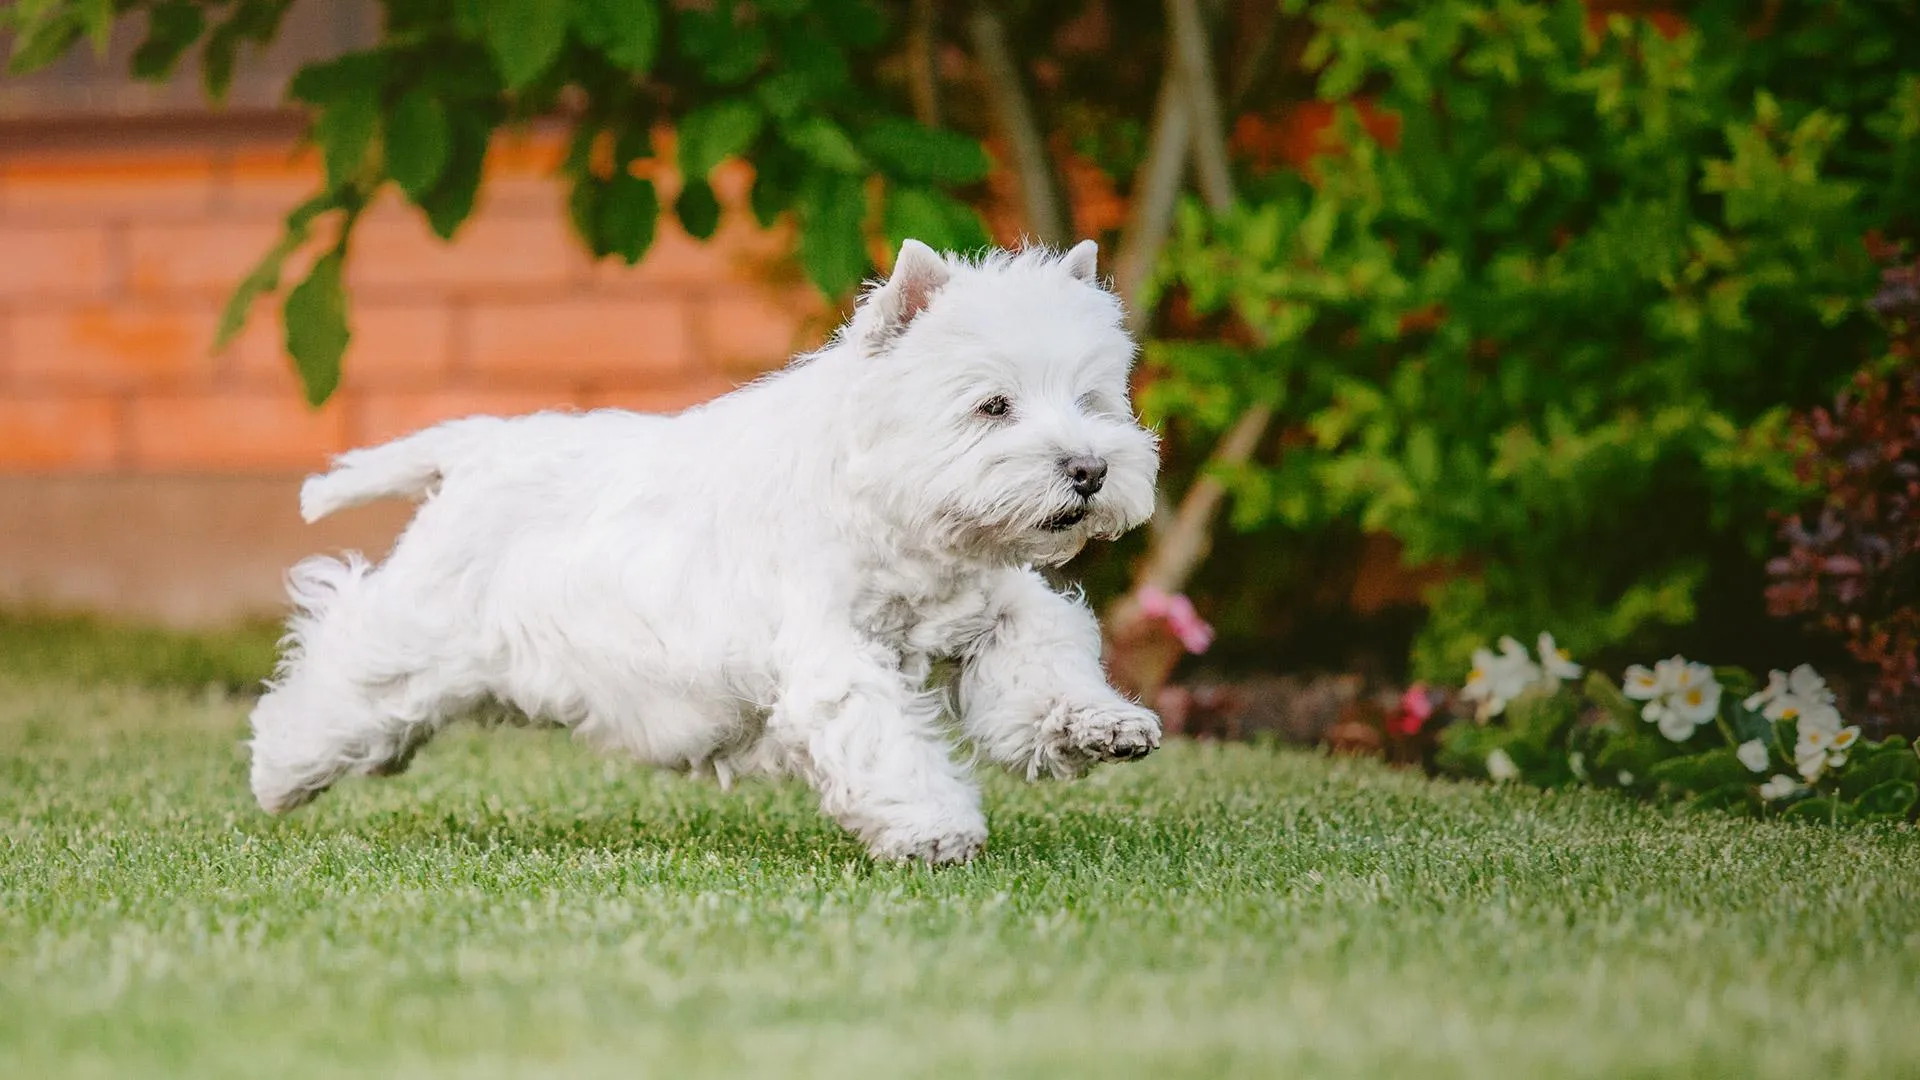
248,555 -> 478,813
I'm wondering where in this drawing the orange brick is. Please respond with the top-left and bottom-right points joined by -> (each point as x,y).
2,149 -> 217,220
0,396 -> 121,471
12,304 -> 220,390
347,203 -> 588,294
127,218 -> 289,298
126,393 -> 348,472
590,216 -> 799,292
351,389 -> 586,445
224,299 -> 455,394
221,143 -> 324,217
468,296 -> 696,385
0,224 -> 114,300
696,288 -> 828,376
580,375 -> 739,414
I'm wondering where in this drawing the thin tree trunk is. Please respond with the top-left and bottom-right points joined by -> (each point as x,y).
1105,0 -> 1274,701
1166,0 -> 1234,214
1113,64 -> 1192,334
965,4 -> 1070,246
907,0 -> 942,129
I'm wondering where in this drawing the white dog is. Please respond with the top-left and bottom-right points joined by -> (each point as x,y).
249,239 -> 1163,863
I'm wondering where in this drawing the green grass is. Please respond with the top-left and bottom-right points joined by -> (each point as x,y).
0,610 -> 277,693
5,678 -> 1920,1079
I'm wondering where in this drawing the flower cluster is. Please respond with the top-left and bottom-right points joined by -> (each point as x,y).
1136,586 -> 1215,655
1622,657 -> 1723,742
1459,633 -> 1582,720
1744,665 -> 1861,783
1437,638 -> 1919,825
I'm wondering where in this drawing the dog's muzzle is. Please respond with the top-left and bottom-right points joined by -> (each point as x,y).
1041,501 -> 1090,531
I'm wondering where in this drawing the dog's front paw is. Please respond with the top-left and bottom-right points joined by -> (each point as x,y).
863,808 -> 988,865
1036,698 -> 1163,778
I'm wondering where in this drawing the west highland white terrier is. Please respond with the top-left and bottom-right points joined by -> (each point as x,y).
249,239 -> 1163,863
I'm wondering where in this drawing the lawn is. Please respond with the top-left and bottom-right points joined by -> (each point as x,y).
5,676 -> 1920,1079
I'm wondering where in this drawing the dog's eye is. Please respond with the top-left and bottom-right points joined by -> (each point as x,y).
977,396 -> 1011,418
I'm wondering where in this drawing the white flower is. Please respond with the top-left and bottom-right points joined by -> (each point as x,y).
1461,636 -> 1543,721
1737,739 -> 1770,774
1643,698 -> 1700,742
1536,632 -> 1583,689
1797,703 -> 1845,735
1486,748 -> 1520,782
1617,770 -> 1635,787
1622,663 -> 1666,700
1758,773 -> 1805,802
1629,656 -> 1721,742
1794,724 -> 1860,782
1744,664 -> 1838,724
1568,750 -> 1589,782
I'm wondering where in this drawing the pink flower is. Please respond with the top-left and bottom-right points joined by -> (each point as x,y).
1137,585 -> 1215,655
1392,683 -> 1435,736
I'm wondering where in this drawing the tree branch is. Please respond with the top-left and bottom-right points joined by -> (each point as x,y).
965,4 -> 1070,246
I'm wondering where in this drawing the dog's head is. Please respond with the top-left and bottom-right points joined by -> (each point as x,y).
841,239 -> 1160,565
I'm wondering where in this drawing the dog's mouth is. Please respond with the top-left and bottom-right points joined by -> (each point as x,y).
1041,504 -> 1089,532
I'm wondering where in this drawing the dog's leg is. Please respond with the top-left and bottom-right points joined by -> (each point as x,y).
248,556 -> 474,812
959,568 -> 1162,780
774,643 -> 987,863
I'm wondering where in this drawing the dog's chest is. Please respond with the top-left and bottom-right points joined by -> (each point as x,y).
853,566 -> 998,658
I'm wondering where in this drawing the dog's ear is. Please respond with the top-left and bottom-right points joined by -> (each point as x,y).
1061,239 -> 1099,284
872,239 -> 952,336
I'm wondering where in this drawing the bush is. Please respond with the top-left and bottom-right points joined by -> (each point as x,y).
1149,0 -> 1920,680
1766,258 -> 1920,726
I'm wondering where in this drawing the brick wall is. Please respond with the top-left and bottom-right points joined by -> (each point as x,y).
0,119 -> 832,475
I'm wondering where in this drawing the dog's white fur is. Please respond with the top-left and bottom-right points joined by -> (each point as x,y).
249,239 -> 1162,863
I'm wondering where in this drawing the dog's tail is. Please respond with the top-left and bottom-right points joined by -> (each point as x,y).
299,418 -> 499,523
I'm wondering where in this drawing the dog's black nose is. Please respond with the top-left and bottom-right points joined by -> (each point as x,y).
1064,455 -> 1108,497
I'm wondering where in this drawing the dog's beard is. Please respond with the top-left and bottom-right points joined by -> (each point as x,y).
930,486 -> 1140,565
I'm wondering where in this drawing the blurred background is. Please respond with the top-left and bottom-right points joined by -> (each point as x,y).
2,0 -> 1915,742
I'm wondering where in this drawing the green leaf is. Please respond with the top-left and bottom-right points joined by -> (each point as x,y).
882,186 -> 989,256
8,10 -> 83,74
1852,780 -> 1918,820
1781,797 -> 1855,825
780,117 -> 868,174
284,251 -> 350,407
1583,671 -> 1638,728
387,90 -> 452,202
313,88 -> 379,191
678,99 -> 764,179
1650,748 -> 1752,794
799,172 -> 868,296
131,2 -> 205,81
674,178 -> 721,241
214,193 -> 339,352
203,1 -> 289,101
1683,782 -> 1754,816
572,0 -> 658,73
419,113 -> 492,240
1838,739 -> 1920,800
477,0 -> 567,90
601,173 -> 659,263
289,51 -> 387,105
859,119 -> 989,184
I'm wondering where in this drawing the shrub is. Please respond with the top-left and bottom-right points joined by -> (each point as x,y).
1149,0 -> 1920,679
1765,257 -> 1920,726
